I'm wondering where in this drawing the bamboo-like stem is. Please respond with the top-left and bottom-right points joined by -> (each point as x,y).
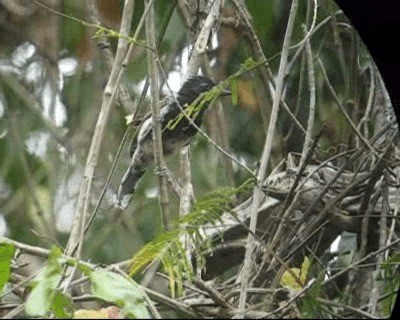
60,0 -> 137,297
145,0 -> 171,230
84,0 -> 177,235
64,0 -> 137,257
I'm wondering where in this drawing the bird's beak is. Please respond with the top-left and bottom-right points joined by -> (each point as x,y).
221,89 -> 231,96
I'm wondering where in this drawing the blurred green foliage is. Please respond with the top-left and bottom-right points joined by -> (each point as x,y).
0,0 -> 381,272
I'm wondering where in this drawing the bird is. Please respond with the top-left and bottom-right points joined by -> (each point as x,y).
113,75 -> 231,209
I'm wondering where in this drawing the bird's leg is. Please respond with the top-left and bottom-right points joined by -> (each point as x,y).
153,165 -> 169,177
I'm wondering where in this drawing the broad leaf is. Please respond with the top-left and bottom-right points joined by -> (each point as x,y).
90,270 -> 151,319
25,246 -> 64,317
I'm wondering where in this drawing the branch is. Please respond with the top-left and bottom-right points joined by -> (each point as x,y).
64,0 -> 137,258
299,35 -> 316,166
317,57 -> 380,158
84,0 -> 178,235
232,0 -> 306,136
145,0 -> 171,230
179,0 -> 223,217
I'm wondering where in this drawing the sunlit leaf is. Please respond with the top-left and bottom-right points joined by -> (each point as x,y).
280,257 -> 310,291
0,242 -> 15,292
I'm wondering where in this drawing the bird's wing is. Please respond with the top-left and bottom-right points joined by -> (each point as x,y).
128,97 -> 174,157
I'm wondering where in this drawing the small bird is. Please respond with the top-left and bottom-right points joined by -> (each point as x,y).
114,75 -> 230,209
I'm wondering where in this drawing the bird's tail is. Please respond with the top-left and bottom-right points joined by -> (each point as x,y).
113,165 -> 146,209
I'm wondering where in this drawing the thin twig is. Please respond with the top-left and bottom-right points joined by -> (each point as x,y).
264,128 -> 323,251
357,63 -> 376,142
232,0 -> 306,137
191,277 -> 233,309
0,72 -> 68,150
178,0 -> 223,218
329,9 -> 347,83
64,0 -> 145,257
323,237 -> 400,287
317,57 -> 380,157
187,0 -> 222,75
0,237 -> 52,258
317,297 -> 381,319
60,0 -> 138,298
237,0 -> 298,317
359,138 -> 394,253
287,0 -> 318,51
157,65 -> 256,179
7,114 -> 54,238
285,9 -> 343,76
179,147 -> 195,216
84,0 -> 178,234
0,236 -> 196,318
299,37 -> 316,166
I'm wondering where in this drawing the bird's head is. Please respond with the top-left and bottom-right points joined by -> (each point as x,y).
177,75 -> 230,105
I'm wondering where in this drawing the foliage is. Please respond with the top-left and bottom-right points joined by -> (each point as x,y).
280,256 -> 310,291
22,245 -> 151,318
0,243 -> 15,292
381,254 -> 400,316
25,247 -> 73,318
90,271 -> 151,319
299,273 -> 324,318
0,0 -> 398,318
129,178 -> 255,296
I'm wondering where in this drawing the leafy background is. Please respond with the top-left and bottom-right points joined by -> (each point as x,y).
0,0 -> 360,261
0,0 -> 398,318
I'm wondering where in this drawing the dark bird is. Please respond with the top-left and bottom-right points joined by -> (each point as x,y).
114,75 -> 230,209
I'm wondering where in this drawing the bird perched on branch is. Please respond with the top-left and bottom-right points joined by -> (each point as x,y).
113,75 -> 231,209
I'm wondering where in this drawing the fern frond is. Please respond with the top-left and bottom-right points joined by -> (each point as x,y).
129,179 -> 255,289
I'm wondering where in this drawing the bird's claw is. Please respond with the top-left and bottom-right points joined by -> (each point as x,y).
154,166 -> 168,177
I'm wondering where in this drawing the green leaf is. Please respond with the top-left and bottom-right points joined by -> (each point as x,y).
381,254 -> 400,316
129,178 -> 255,292
382,253 -> 400,271
90,270 -> 151,319
25,246 -> 64,317
280,257 -> 310,291
51,292 -> 74,319
0,243 -> 15,292
230,79 -> 238,106
77,262 -> 93,277
300,271 -> 324,318
130,229 -> 180,276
